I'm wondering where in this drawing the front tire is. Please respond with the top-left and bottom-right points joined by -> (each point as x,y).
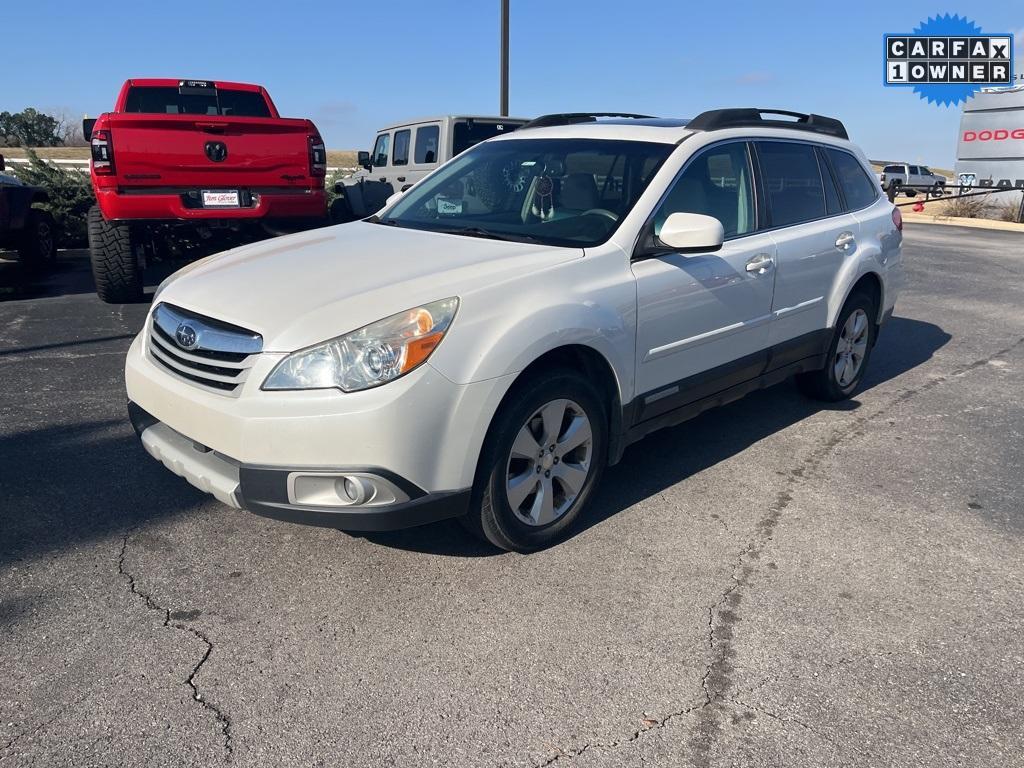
466,370 -> 608,552
87,206 -> 143,303
797,292 -> 876,402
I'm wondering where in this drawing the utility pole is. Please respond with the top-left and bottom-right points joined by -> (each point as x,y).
500,0 -> 509,116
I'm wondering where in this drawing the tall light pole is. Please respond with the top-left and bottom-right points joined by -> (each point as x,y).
500,0 -> 509,116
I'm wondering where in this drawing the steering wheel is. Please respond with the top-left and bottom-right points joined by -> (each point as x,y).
581,208 -> 619,221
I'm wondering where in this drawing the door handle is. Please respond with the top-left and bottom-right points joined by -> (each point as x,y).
835,231 -> 856,251
745,253 -> 774,274
396,176 -> 406,182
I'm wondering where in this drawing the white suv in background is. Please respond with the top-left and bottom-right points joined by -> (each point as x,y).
126,108 -> 903,552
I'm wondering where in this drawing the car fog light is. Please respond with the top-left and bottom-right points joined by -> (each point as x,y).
339,475 -> 371,505
287,471 -> 410,508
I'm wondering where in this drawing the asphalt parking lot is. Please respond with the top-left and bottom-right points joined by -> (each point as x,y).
1,224 -> 1022,767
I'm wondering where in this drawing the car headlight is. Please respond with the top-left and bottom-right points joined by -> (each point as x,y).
262,297 -> 459,392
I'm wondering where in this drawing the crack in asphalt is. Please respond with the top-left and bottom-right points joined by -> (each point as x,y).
117,532 -> 233,760
533,335 -> 1024,767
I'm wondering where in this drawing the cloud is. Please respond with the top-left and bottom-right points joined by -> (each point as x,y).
733,72 -> 774,85
311,100 -> 358,129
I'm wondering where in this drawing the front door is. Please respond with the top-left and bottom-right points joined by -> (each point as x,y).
633,141 -> 777,405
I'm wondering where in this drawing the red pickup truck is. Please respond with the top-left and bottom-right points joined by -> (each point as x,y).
84,79 -> 327,302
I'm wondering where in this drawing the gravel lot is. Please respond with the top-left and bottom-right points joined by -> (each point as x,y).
1,224 -> 1022,767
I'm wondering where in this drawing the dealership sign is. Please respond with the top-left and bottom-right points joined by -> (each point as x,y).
884,14 -> 1014,106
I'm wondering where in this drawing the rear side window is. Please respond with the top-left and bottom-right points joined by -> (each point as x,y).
756,141 -> 827,227
123,86 -> 271,117
393,129 -> 411,166
414,125 -> 440,164
826,149 -> 879,210
452,121 -> 519,156
372,134 -> 390,167
818,149 -> 843,216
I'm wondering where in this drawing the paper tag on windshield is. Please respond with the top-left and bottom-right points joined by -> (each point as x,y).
436,197 -> 463,216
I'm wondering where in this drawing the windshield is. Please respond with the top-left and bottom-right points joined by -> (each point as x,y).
380,138 -> 673,247
123,87 -> 272,117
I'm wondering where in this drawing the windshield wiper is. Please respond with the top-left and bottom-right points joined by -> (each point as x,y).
435,226 -> 538,243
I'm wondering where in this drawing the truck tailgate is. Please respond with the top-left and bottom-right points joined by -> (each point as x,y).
106,114 -> 314,189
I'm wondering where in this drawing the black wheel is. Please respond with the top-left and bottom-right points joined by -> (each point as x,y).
329,196 -> 355,224
87,205 -> 143,303
17,209 -> 57,270
797,292 -> 877,402
464,369 -> 608,552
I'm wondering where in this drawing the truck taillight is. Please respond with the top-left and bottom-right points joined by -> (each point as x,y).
308,136 -> 326,177
91,130 -> 114,175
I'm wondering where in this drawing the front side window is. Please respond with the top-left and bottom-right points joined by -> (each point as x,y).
756,141 -> 827,227
826,149 -> 879,210
372,134 -> 390,167
653,142 -> 755,239
414,125 -> 440,164
393,129 -> 411,166
382,138 -> 673,247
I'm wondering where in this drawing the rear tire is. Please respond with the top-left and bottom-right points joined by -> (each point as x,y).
464,369 -> 608,552
17,209 -> 57,271
88,206 -> 143,303
797,291 -> 876,402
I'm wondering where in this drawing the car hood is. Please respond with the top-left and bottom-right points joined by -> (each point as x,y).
157,221 -> 582,351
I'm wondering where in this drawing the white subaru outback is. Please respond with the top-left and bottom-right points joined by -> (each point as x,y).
126,109 -> 903,552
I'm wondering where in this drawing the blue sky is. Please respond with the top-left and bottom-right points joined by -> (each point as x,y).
1,1 -> 1020,168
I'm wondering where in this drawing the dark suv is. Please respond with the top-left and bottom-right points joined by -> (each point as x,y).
0,155 -> 57,269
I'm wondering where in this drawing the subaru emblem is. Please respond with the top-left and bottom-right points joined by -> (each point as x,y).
175,323 -> 198,350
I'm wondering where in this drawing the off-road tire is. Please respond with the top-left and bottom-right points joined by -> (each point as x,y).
88,206 -> 143,303
17,209 -> 57,270
463,369 -> 608,552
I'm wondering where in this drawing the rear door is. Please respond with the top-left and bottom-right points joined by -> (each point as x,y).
756,140 -> 859,349
404,123 -> 442,188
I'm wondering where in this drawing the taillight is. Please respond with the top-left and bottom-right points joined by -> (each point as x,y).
308,135 -> 326,177
892,206 -> 903,232
91,130 -> 114,175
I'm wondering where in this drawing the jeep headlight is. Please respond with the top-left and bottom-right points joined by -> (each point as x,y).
262,298 -> 459,392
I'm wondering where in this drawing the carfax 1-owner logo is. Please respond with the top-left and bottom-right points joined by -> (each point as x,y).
884,14 -> 1013,106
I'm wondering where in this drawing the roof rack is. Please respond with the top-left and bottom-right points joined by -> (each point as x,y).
685,109 -> 848,140
520,112 -> 656,130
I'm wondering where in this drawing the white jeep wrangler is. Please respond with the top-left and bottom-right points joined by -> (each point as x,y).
127,108 -> 903,552
330,115 -> 527,223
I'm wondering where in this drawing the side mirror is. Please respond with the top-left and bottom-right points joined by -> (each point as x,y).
82,118 -> 96,142
657,212 -> 724,254
384,190 -> 404,209
357,150 -> 371,170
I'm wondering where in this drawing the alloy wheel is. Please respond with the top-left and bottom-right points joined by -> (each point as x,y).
834,308 -> 869,388
505,398 -> 593,527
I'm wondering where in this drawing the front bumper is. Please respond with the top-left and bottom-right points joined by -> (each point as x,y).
129,402 -> 471,531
